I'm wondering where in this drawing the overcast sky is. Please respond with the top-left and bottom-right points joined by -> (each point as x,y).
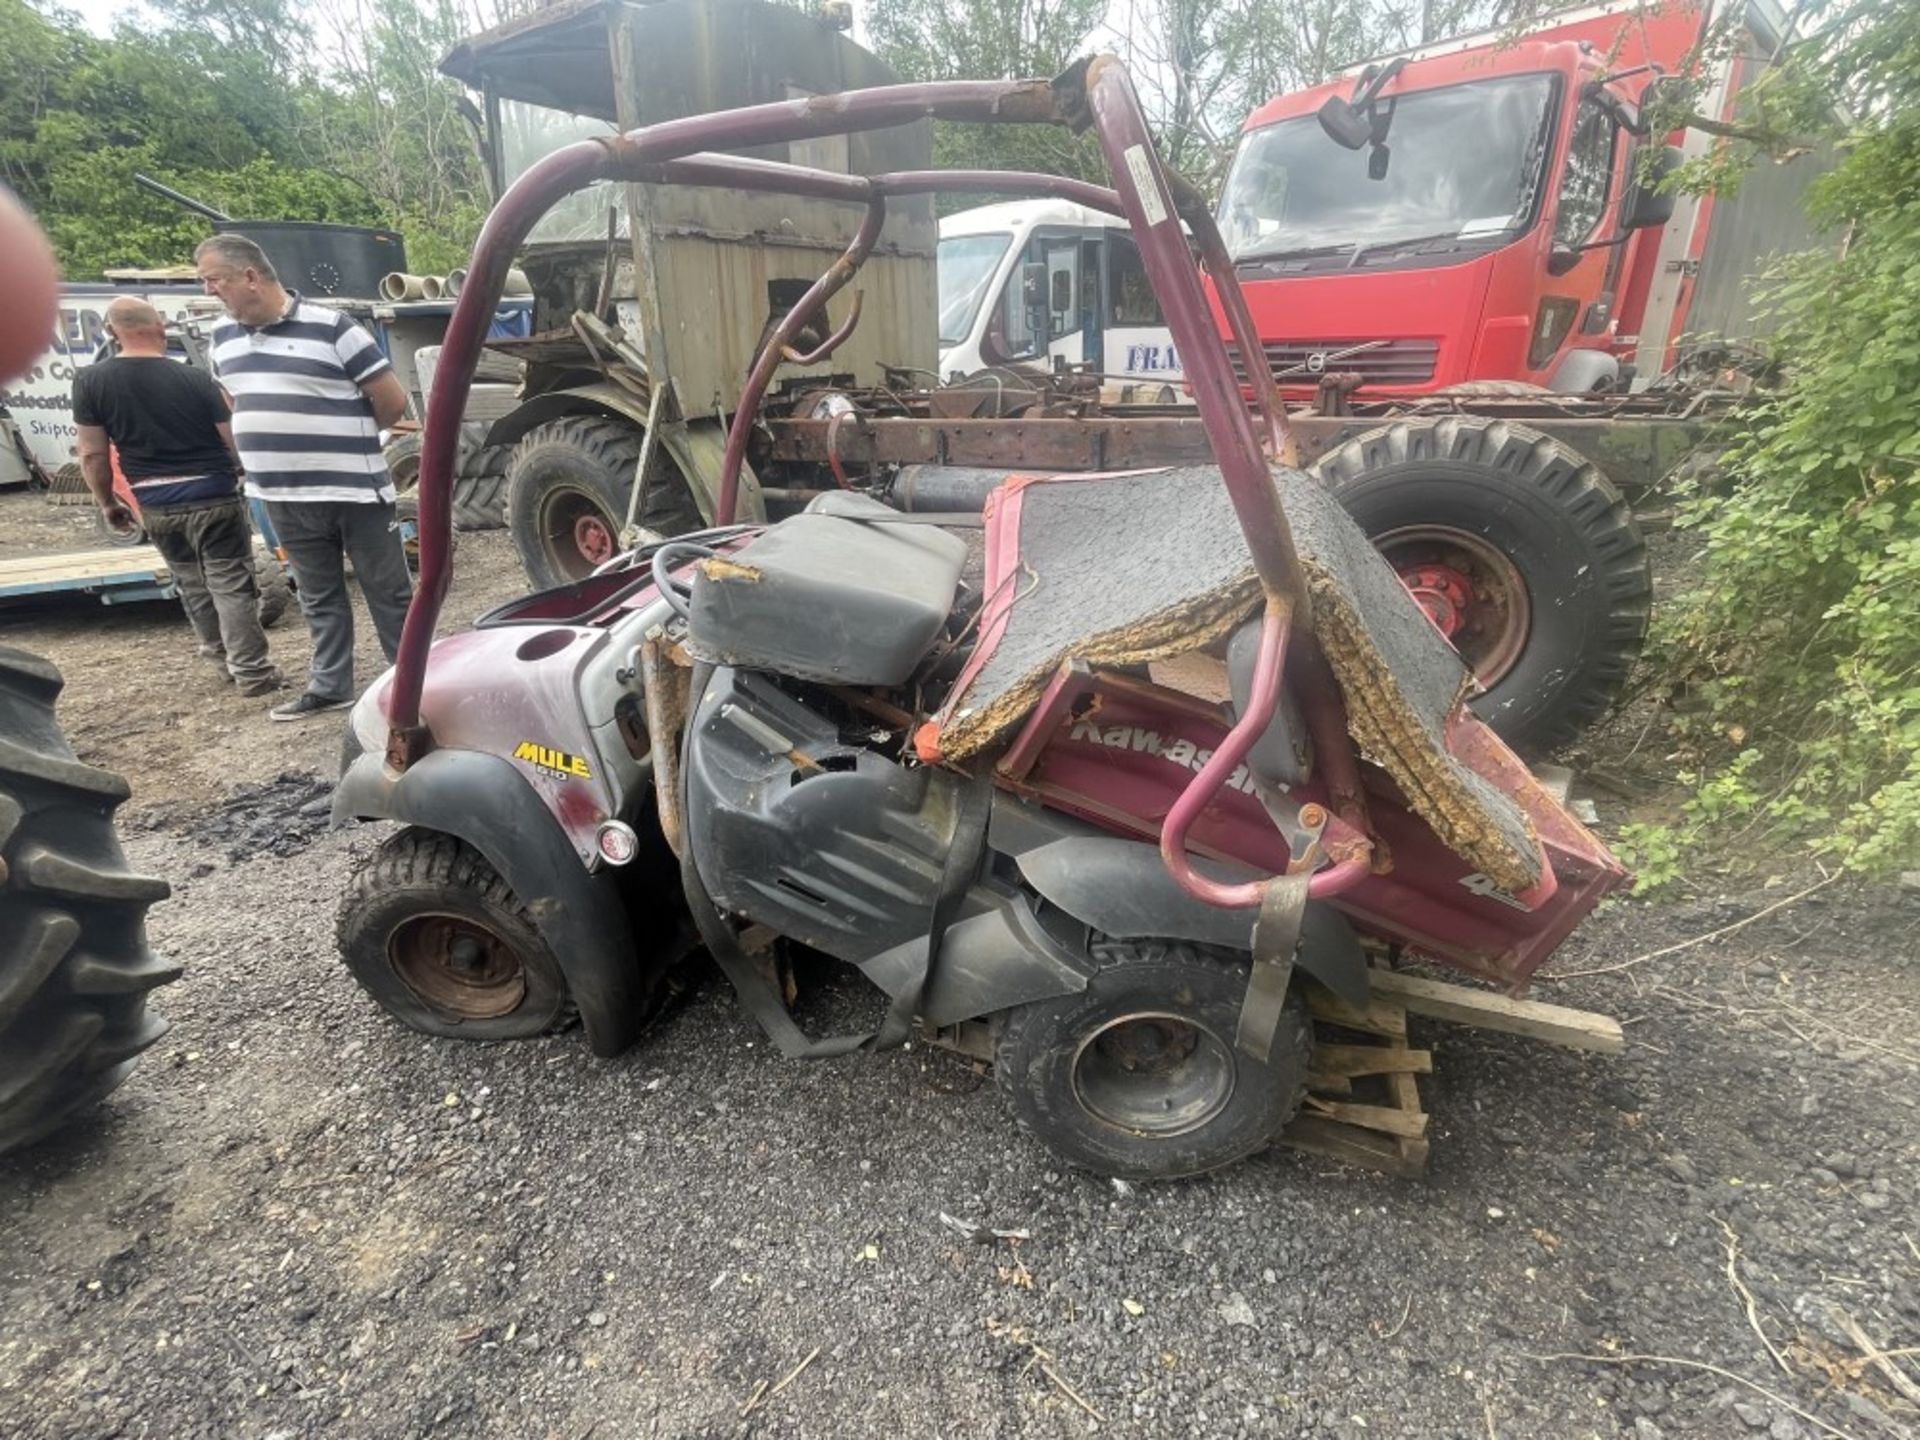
61,0 -> 149,33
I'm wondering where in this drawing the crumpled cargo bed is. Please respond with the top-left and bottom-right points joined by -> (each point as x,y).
921,466 -> 1543,894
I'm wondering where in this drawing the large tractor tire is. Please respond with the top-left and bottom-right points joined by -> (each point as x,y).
1314,416 -> 1651,755
505,415 -> 702,590
452,423 -> 511,532
380,425 -> 510,533
0,648 -> 177,1157
336,827 -> 573,1042
995,940 -> 1311,1180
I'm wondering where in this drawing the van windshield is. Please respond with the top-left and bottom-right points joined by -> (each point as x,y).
1219,73 -> 1557,267
937,233 -> 1012,346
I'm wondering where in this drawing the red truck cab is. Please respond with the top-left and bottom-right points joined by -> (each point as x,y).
1213,7 -> 1704,396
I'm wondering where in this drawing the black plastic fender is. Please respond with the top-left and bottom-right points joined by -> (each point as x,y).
332,747 -> 647,1056
989,796 -> 1370,1006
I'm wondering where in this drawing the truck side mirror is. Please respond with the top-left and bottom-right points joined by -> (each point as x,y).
1621,145 -> 1681,231
1316,96 -> 1373,151
1020,261 -> 1047,309
1050,269 -> 1073,314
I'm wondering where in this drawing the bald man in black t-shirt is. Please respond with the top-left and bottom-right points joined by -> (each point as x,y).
72,297 -> 282,694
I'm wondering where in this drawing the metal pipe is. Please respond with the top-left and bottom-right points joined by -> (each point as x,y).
1082,57 -> 1310,620
388,77 -> 1074,749
1157,599 -> 1292,909
715,199 -> 886,527
133,172 -> 232,222
1168,187 -> 1295,466
874,170 -> 1124,214
781,289 -> 864,365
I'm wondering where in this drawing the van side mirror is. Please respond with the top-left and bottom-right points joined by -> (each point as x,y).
1622,145 -> 1681,230
1050,269 -> 1073,314
1020,261 -> 1047,309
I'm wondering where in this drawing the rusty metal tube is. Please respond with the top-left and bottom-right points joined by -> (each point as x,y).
1169,188 -> 1295,467
389,77 -> 1075,748
781,289 -> 864,366
1157,599 -> 1291,909
1082,58 -> 1308,617
715,199 -> 886,526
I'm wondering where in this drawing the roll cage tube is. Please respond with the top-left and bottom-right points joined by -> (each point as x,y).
395,59 -> 1368,912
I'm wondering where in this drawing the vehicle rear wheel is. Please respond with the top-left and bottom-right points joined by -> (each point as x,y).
452,424 -> 510,532
336,827 -> 572,1041
0,647 -> 178,1156
381,426 -> 509,532
1314,415 -> 1651,754
505,415 -> 702,590
994,940 -> 1310,1180
255,558 -> 292,629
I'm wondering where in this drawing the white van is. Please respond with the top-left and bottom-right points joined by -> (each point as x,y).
937,200 -> 1183,401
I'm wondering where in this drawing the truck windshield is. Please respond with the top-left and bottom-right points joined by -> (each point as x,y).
497,99 -> 626,243
937,233 -> 1012,346
1219,73 -> 1556,265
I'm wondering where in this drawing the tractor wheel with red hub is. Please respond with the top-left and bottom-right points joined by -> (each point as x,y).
994,940 -> 1311,1180
504,415 -> 702,591
336,827 -> 573,1041
1314,415 -> 1651,755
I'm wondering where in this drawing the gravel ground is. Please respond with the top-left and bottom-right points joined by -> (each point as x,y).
0,487 -> 1915,1440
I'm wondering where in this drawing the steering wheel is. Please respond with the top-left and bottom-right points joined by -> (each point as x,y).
651,542 -> 719,620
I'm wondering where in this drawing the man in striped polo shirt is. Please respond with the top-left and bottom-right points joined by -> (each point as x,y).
195,234 -> 414,722
72,296 -> 282,695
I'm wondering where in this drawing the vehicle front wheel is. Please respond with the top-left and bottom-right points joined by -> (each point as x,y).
994,940 -> 1311,1180
336,828 -> 572,1041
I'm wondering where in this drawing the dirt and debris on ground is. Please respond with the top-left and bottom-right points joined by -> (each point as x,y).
1,486 -> 1915,1439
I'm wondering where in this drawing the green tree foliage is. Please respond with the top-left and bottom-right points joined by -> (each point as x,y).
867,0 -> 1116,195
1,0 -> 497,279
865,0 -> 1508,190
1622,0 -> 1920,881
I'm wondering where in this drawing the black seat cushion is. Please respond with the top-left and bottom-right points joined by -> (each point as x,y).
686,492 -> 969,687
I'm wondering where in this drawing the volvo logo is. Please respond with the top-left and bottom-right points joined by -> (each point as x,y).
1304,351 -> 1328,373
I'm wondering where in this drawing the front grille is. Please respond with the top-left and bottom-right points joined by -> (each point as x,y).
1227,338 -> 1439,386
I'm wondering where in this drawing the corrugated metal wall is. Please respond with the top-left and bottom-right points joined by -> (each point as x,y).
613,0 -> 936,417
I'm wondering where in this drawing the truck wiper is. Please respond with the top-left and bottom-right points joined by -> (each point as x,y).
1346,229 -> 1468,268
1234,241 -> 1359,269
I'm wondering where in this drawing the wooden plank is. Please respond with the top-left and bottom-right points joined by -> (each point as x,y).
1313,1042 -> 1433,1079
1283,1115 -> 1427,1178
0,548 -> 169,586
1385,1068 -> 1427,1172
1303,1095 -> 1430,1139
1306,988 -> 1408,1039
1365,969 -> 1625,1054
1304,1070 -> 1353,1095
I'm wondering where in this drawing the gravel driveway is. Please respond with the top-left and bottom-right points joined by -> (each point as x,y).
0,500 -> 1914,1439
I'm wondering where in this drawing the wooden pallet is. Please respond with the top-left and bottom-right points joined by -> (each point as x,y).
1283,989 -> 1433,1177
1281,971 -> 1625,1177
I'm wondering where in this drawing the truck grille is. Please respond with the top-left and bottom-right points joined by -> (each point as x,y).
1227,338 -> 1439,386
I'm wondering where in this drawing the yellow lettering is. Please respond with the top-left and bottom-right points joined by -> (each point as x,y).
513,741 -> 540,763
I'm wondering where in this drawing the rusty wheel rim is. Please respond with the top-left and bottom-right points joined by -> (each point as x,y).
1374,524 -> 1532,687
1072,1011 -> 1235,1137
387,912 -> 527,1021
536,486 -> 620,581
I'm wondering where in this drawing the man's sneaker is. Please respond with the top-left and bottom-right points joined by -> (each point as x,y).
269,691 -> 352,723
237,669 -> 288,698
